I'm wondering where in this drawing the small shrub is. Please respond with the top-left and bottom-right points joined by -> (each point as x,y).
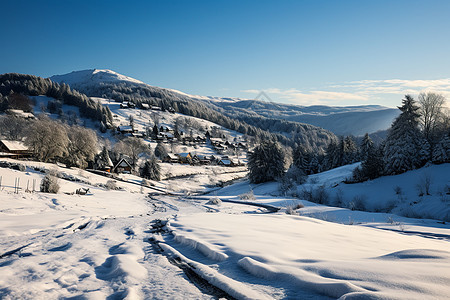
207,197 -> 222,205
105,180 -> 118,190
334,189 -> 344,207
394,186 -> 402,195
351,166 -> 366,183
285,206 -> 298,215
278,165 -> 306,195
385,199 -> 397,213
301,185 -> 328,204
313,185 -> 329,204
47,168 -> 62,178
300,187 -> 313,202
239,190 -> 255,201
348,195 -> 367,211
40,175 -> 60,193
416,173 -> 432,196
141,179 -> 153,187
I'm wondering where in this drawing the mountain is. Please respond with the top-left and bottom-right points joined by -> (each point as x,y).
51,69 -> 398,137
50,69 -> 339,152
50,69 -> 145,87
195,99 -> 399,137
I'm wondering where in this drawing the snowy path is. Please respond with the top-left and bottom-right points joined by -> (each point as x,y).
0,200 -> 214,299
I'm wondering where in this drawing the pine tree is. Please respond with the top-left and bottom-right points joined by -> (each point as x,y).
293,145 -> 311,174
384,95 -> 424,175
248,140 -> 286,183
152,124 -> 159,136
360,133 -> 374,161
343,136 -> 358,164
360,144 -> 384,180
140,156 -> 161,181
432,133 -> 450,164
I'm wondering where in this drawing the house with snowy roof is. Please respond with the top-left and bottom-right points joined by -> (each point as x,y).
112,158 -> 133,174
0,140 -> 32,159
176,152 -> 192,163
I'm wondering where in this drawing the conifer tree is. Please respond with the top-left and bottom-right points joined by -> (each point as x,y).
360,133 -> 374,161
432,133 -> 450,164
384,95 -> 424,174
293,145 -> 311,174
140,156 -> 161,181
343,136 -> 358,164
248,140 -> 286,183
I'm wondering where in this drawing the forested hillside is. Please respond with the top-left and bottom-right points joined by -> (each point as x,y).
0,73 -> 113,126
50,69 -> 337,151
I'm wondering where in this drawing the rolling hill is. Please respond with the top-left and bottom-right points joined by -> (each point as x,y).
51,69 -> 399,136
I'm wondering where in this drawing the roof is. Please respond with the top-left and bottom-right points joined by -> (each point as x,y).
0,140 -> 29,151
6,109 -> 35,119
166,153 -> 178,160
118,125 -> 133,131
113,158 -> 132,171
177,152 -> 191,158
220,159 -> 232,165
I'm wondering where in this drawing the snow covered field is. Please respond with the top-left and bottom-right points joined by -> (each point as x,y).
0,160 -> 449,299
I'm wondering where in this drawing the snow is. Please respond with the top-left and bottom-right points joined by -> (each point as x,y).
50,69 -> 145,86
169,212 -> 450,299
0,156 -> 449,299
0,140 -> 28,151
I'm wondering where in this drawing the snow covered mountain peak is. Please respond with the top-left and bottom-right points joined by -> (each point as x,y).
50,69 -> 145,86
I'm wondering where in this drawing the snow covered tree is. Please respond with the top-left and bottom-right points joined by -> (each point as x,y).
154,142 -> 168,158
342,136 -> 358,164
26,117 -> 69,163
322,139 -> 341,170
248,140 -> 286,183
432,133 -> 450,164
40,174 -> 60,193
114,137 -> 150,168
418,92 -> 446,144
360,144 -> 384,180
360,133 -> 374,161
152,124 -> 159,137
64,126 -> 98,168
293,145 -> 312,174
140,156 -> 161,181
384,95 -> 424,175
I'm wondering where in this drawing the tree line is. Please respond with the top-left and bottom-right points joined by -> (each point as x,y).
66,80 -> 337,152
0,73 -> 113,126
249,93 -> 449,184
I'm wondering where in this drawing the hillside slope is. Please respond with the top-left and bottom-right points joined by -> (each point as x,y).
50,69 -> 338,151
51,69 -> 398,136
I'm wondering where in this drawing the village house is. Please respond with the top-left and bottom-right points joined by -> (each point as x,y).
6,109 -> 35,119
0,140 -> 32,159
112,158 -> 133,174
117,125 -> 137,134
176,152 -> 192,164
162,153 -> 179,163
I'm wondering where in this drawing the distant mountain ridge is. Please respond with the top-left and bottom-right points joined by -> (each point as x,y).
50,69 -> 398,136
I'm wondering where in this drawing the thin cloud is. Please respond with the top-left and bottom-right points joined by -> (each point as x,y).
242,88 -> 368,105
242,78 -> 450,106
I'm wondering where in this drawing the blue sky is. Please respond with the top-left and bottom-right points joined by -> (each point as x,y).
1,0 -> 450,107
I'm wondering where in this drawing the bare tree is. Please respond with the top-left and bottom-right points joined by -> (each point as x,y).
418,92 -> 446,142
114,137 -> 150,167
65,126 -> 98,168
0,115 -> 29,140
26,117 -> 69,162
